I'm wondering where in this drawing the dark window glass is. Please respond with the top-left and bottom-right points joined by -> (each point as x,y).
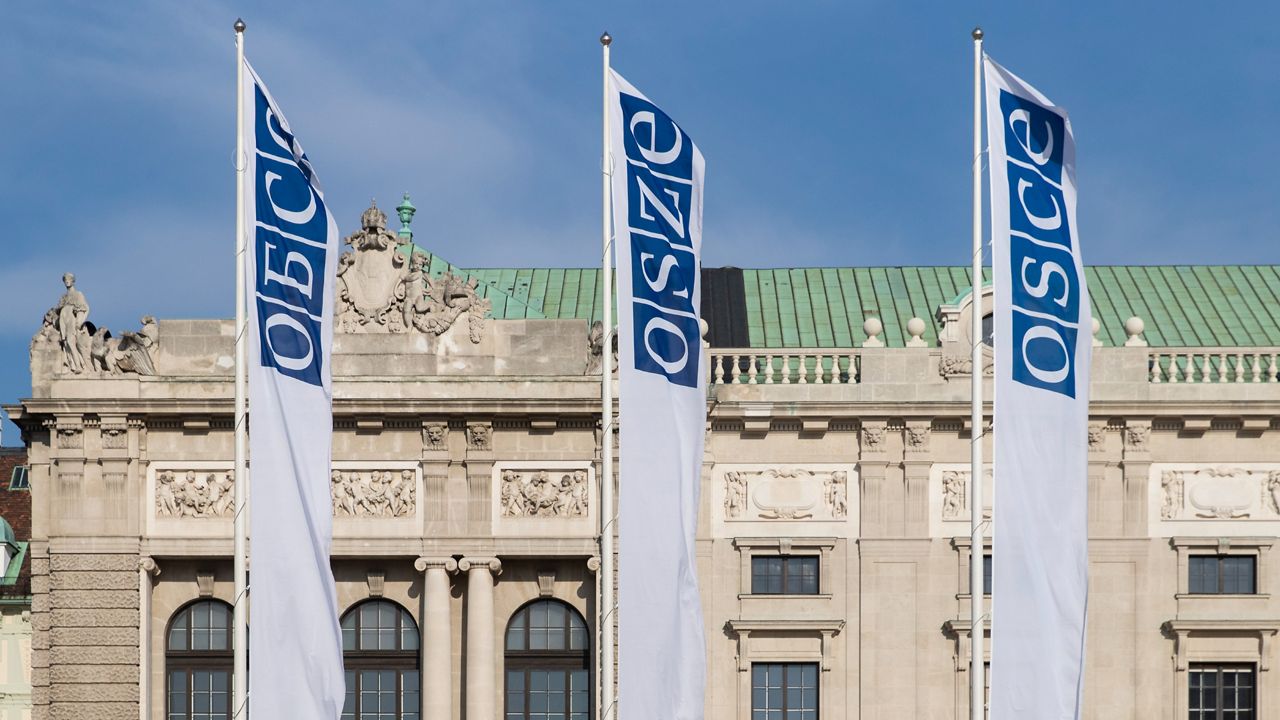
1190,556 -> 1256,595
981,313 -> 994,347
166,600 -> 233,720
8,466 -> 29,491
751,663 -> 818,720
983,555 -> 992,596
751,556 -> 819,595
1190,664 -> 1254,719
341,600 -> 420,720
504,600 -> 590,720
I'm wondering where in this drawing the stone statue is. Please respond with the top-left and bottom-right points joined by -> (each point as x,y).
334,202 -> 492,341
1267,472 -> 1280,516
54,273 -> 91,373
90,317 -> 158,376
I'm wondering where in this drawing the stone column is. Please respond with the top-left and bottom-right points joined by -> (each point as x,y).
415,557 -> 457,720
460,557 -> 501,720
138,557 -> 160,720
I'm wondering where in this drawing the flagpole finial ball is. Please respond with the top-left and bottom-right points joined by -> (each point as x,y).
234,18 -> 246,33
600,32 -> 612,47
971,27 -> 983,41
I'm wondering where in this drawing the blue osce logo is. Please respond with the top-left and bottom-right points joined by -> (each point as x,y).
619,91 -> 700,388
999,89 -> 1081,398
253,85 -> 329,387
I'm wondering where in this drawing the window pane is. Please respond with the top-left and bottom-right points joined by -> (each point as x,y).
751,663 -> 819,717
1223,557 -> 1256,594
983,555 -> 993,595
1189,556 -> 1219,594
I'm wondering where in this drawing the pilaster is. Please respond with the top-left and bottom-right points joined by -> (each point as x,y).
1122,421 -> 1152,537
859,422 -> 889,538
902,422 -> 932,537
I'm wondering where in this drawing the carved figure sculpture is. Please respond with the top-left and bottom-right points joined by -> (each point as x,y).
330,470 -> 416,518
1160,470 -> 1184,520
468,425 -> 492,450
55,273 -> 91,373
826,471 -> 849,518
942,471 -> 966,520
500,469 -> 590,518
724,471 -> 747,519
1270,472 -> 1280,516
156,471 -> 235,518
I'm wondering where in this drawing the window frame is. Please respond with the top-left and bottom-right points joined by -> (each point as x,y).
734,538 -> 835,598
503,599 -> 591,720
165,599 -> 234,720
340,599 -> 421,720
1189,555 -> 1257,596
1188,662 -> 1256,720
8,465 -> 28,491
750,662 -> 820,719
750,555 -> 821,596
1173,538 -> 1271,598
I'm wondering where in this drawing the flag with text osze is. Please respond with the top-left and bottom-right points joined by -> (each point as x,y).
985,55 -> 1091,720
608,69 -> 708,720
241,59 -> 344,720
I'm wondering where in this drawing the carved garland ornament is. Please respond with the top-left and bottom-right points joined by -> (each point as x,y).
334,202 -> 491,340
1158,467 -> 1280,521
723,468 -> 847,521
500,470 -> 589,518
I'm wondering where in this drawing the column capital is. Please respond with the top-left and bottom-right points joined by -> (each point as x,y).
139,557 -> 161,577
459,556 -> 502,575
415,556 -> 458,573
586,556 -> 601,573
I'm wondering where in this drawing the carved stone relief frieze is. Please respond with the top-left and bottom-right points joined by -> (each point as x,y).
102,426 -> 128,450
928,464 -> 993,535
720,467 -> 852,523
331,470 -> 417,518
156,470 -> 235,518
499,469 -> 588,518
1155,466 -> 1280,522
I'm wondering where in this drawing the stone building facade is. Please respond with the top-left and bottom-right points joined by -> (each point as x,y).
0,448 -> 32,720
5,204 -> 1280,719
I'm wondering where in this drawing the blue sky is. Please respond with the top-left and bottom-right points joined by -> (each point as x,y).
2,2 -> 1277,444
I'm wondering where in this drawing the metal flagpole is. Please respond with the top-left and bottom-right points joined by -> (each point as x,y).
970,25 -> 986,720
599,29 -> 617,720
232,17 -> 249,720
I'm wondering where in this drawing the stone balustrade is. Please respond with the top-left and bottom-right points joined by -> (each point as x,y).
1148,348 -> 1280,384
709,350 -> 860,385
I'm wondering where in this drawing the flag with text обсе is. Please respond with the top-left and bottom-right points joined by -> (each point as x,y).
241,59 -> 344,720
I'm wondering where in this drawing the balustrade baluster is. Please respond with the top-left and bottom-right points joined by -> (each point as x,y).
713,355 -> 725,385
1233,353 -> 1244,382
781,355 -> 791,384
1150,354 -> 1162,383
814,354 -> 825,385
747,355 -> 758,384
1216,353 -> 1227,383
797,355 -> 808,384
1251,354 -> 1262,383
1269,354 -> 1279,383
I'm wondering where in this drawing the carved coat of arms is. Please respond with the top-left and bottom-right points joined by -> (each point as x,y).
335,202 -> 491,341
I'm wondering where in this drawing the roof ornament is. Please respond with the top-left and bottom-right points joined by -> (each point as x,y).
396,192 -> 416,241
862,318 -> 884,348
906,317 -> 928,347
1124,316 -> 1147,347
360,199 -> 388,232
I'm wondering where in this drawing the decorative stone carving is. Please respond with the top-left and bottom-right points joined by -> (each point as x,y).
722,467 -> 852,522
905,425 -> 930,453
423,423 -> 448,451
35,274 -> 158,376
825,471 -> 848,518
1155,466 -> 1280,522
586,320 -> 618,375
1160,470 -> 1185,520
1125,425 -> 1151,453
335,202 -> 491,340
941,470 -> 967,520
156,471 -> 235,518
1088,424 -> 1106,450
330,470 -> 417,518
861,426 -> 885,454
102,426 -> 127,450
938,354 -> 994,378
467,423 -> 492,451
499,470 -> 588,518
56,426 -> 83,450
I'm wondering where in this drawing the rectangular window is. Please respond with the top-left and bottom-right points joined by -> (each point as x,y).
968,555 -> 992,596
1189,556 -> 1256,595
8,466 -> 27,491
1189,664 -> 1254,719
751,556 -> 819,595
751,663 -> 817,720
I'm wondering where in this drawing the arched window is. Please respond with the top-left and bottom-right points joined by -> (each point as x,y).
341,600 -> 420,720
504,599 -> 590,720
167,599 -> 233,720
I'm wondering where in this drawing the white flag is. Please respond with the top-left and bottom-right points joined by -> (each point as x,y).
242,60 -> 344,719
609,69 -> 708,720
985,55 -> 1091,719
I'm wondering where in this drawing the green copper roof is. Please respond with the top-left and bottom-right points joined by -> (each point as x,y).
411,256 -> 1280,349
